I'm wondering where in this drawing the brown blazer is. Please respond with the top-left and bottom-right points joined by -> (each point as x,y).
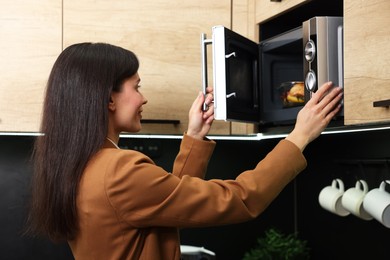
68,134 -> 306,260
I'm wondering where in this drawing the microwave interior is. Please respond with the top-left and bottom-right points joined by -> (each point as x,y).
219,26 -> 304,125
259,27 -> 303,125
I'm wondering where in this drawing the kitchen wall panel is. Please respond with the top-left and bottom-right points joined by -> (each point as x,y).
296,130 -> 390,259
0,1 -> 62,132
0,137 -> 73,259
63,0 -> 232,135
344,0 -> 390,125
1,129 -> 390,259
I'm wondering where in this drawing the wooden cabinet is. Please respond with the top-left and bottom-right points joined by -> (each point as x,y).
0,1 -> 62,132
4,0 -> 386,134
1,0 -> 232,135
255,0 -> 310,23
63,0 -> 232,135
343,0 -> 390,126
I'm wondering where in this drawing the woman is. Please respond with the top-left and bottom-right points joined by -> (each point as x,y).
27,42 -> 342,259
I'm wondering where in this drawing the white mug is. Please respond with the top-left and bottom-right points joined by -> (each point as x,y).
319,178 -> 350,216
363,180 -> 390,228
341,180 -> 372,220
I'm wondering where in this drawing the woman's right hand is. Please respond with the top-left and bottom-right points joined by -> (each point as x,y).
286,82 -> 343,151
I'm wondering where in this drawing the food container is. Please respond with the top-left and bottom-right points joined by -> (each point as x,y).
278,81 -> 305,108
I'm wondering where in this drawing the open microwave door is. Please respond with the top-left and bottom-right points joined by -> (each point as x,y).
205,26 -> 260,123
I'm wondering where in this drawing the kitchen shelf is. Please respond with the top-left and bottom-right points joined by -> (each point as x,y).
1,124 -> 390,140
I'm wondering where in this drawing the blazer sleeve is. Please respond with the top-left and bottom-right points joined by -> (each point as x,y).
171,134 -> 216,178
104,139 -> 306,228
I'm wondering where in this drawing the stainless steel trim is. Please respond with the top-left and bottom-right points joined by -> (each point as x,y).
2,125 -> 390,139
225,52 -> 236,59
226,92 -> 236,99
338,25 -> 344,88
201,33 -> 212,111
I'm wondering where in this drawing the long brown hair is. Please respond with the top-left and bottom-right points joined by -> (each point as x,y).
27,43 -> 139,241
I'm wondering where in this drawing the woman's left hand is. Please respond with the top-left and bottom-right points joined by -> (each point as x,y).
186,87 -> 214,140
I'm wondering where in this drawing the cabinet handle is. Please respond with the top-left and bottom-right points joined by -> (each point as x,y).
270,0 -> 282,2
141,119 -> 180,124
373,99 -> 390,108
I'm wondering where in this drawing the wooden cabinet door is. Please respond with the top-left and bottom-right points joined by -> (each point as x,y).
255,0 -> 310,24
344,0 -> 390,125
63,0 -> 231,135
0,1 -> 62,132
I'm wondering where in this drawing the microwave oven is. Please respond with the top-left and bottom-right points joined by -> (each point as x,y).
201,16 -> 343,126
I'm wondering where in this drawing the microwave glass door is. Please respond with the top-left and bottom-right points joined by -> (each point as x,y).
259,27 -> 304,125
212,26 -> 260,123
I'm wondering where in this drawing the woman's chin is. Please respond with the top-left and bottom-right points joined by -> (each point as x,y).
121,125 -> 141,134
131,125 -> 142,133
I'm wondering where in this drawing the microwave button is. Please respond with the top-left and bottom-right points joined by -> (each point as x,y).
305,70 -> 317,92
305,40 -> 316,62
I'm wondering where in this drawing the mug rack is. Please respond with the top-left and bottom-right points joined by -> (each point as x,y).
335,158 -> 390,165
320,159 -> 390,228
333,158 -> 390,190
334,158 -> 390,173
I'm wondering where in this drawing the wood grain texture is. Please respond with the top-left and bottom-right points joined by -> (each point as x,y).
0,1 -> 62,131
63,0 -> 232,134
344,0 -> 390,125
255,0 -> 309,23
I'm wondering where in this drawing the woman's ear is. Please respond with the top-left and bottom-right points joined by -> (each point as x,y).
108,96 -> 116,112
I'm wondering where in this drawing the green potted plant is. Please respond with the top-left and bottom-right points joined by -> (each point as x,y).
242,228 -> 310,260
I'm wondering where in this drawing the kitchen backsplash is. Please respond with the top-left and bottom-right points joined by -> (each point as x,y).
1,128 -> 389,259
